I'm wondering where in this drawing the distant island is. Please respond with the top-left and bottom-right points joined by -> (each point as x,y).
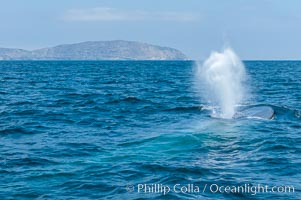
0,40 -> 187,60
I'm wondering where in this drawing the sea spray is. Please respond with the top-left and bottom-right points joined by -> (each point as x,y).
196,48 -> 246,119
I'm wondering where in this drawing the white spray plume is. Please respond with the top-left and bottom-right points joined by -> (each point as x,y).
196,48 -> 246,119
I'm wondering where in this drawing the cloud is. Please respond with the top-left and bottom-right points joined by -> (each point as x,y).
63,7 -> 200,22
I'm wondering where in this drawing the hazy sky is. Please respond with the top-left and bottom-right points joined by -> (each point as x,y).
1,0 -> 301,60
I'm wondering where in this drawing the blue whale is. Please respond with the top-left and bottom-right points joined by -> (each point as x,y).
234,106 -> 275,119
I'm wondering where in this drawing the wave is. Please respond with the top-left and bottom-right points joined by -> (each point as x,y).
0,127 -> 35,135
105,96 -> 151,104
163,106 -> 203,112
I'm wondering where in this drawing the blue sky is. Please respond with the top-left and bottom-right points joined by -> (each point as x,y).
0,0 -> 301,59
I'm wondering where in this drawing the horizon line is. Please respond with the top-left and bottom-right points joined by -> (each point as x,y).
1,59 -> 301,62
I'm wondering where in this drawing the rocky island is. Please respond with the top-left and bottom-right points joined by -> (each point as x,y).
0,40 -> 187,60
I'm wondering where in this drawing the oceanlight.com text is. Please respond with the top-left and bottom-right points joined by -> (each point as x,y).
125,183 -> 295,196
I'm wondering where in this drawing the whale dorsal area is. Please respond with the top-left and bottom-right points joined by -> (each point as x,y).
234,106 -> 275,119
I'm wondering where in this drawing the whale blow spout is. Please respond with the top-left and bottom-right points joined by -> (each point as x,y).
196,48 -> 246,119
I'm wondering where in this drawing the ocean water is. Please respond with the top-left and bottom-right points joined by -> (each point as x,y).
0,61 -> 300,199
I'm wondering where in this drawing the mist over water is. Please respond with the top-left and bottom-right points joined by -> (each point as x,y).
196,48 -> 246,119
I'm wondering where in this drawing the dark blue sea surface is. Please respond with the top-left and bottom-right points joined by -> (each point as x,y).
0,61 -> 300,199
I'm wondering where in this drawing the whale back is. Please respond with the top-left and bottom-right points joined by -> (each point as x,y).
234,106 -> 275,119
